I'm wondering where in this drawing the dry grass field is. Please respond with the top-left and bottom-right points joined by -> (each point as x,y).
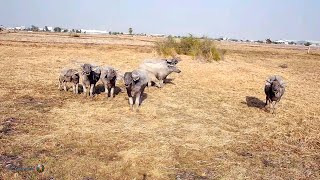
0,32 -> 319,179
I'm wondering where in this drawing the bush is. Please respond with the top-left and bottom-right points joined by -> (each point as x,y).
31,25 -> 39,32
54,27 -> 62,32
154,35 -> 177,57
304,42 -> 311,46
266,38 -> 272,44
154,34 -> 225,62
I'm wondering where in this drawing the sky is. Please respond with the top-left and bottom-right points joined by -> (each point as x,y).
0,0 -> 319,40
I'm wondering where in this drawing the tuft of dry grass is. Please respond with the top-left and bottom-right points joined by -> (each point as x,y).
69,33 -> 80,38
0,32 -> 319,179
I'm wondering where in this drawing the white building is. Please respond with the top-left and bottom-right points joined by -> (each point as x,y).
274,40 -> 289,45
47,27 -> 54,32
147,33 -> 165,37
14,26 -> 26,30
81,29 -> 108,34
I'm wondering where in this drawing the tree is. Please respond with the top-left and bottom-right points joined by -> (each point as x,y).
304,42 -> 311,46
44,26 -> 49,32
63,29 -> 68,33
129,27 -> 133,35
31,25 -> 39,32
266,38 -> 272,44
109,31 -> 112,35
54,27 -> 62,32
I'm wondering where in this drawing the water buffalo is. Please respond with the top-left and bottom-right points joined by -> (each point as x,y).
100,66 -> 118,98
124,69 -> 149,110
58,68 -> 80,94
139,58 -> 181,88
80,63 -> 101,96
264,75 -> 286,113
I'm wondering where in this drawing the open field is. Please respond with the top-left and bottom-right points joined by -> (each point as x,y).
0,32 -> 319,179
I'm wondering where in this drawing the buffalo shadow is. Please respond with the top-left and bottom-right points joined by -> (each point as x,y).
244,96 -> 266,109
164,78 -> 176,85
94,84 -> 122,95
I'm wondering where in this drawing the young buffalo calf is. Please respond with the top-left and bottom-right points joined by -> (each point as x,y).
58,68 -> 80,94
100,66 -> 118,98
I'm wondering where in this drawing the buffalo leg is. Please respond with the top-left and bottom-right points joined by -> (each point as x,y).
82,84 -> 87,96
135,92 -> 141,109
159,79 -> 164,88
271,101 -> 277,114
89,84 -> 95,96
105,85 -> 109,98
75,83 -> 79,94
58,80 -> 62,90
129,97 -> 134,110
110,87 -> 114,98
265,96 -> 271,108
126,87 -> 133,110
63,82 -> 67,91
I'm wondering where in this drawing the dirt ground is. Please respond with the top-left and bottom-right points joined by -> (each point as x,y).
0,32 -> 319,179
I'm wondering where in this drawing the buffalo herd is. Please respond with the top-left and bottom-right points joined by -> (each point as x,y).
59,57 -> 285,113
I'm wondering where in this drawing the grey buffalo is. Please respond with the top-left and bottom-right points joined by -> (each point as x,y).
264,75 -> 286,113
139,58 -> 181,88
100,66 -> 118,98
58,68 -> 80,94
124,69 -> 149,110
80,63 -> 101,96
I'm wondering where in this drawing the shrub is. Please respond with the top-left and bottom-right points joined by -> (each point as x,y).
154,35 -> 177,57
54,27 -> 62,32
154,34 -> 225,62
266,38 -> 272,44
304,42 -> 311,46
31,25 -> 39,32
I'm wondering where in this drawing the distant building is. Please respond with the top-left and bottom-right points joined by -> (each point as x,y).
81,29 -> 108,34
14,26 -> 26,30
274,40 -> 289,45
147,33 -> 166,37
296,41 -> 307,45
47,27 -> 54,32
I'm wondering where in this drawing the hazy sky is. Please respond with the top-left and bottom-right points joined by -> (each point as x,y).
1,0 -> 319,40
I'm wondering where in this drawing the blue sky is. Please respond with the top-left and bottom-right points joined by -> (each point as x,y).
1,0 -> 319,40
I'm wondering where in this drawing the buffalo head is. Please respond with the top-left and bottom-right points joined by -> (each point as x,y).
81,64 -> 92,76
